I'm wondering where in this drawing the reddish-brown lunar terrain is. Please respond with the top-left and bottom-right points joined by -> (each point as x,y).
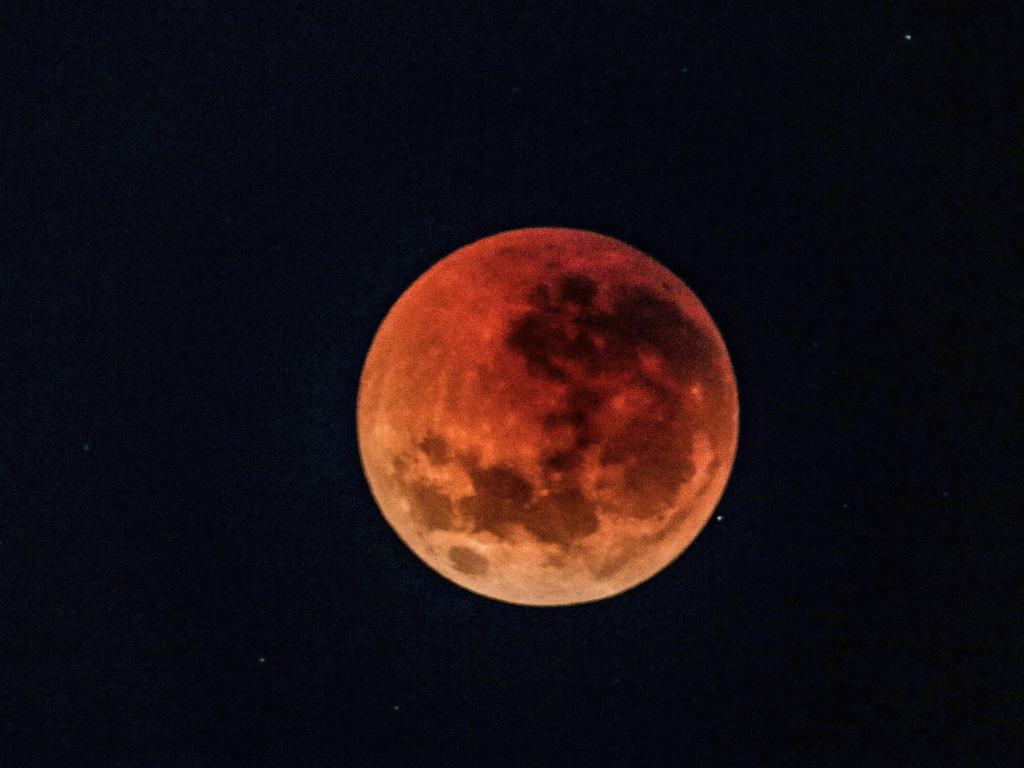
357,228 -> 739,605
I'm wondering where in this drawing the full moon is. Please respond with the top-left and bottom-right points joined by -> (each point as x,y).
357,228 -> 739,606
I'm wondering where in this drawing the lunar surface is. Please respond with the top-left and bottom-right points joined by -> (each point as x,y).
357,228 -> 739,605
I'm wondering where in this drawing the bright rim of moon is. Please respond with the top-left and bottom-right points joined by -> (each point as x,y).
357,228 -> 739,606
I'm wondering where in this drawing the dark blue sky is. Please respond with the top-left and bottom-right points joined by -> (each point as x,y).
3,3 -> 1019,766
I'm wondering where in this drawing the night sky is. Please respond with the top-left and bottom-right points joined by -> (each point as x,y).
3,3 -> 1020,766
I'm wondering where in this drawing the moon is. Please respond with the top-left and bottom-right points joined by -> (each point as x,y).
357,228 -> 739,606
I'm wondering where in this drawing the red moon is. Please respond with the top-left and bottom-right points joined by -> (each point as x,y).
357,228 -> 739,605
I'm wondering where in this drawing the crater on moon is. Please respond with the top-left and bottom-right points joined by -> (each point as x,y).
357,228 -> 739,605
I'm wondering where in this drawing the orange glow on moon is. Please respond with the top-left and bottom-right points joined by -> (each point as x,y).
357,228 -> 739,606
